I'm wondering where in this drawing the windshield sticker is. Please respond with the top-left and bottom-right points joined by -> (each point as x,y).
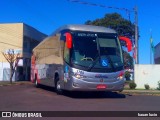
64,73 -> 68,83
101,59 -> 108,67
64,66 -> 69,82
65,66 -> 68,73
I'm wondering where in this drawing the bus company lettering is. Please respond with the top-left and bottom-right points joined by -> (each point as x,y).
95,74 -> 108,78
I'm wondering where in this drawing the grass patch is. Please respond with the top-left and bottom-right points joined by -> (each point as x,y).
124,88 -> 145,90
0,81 -> 15,85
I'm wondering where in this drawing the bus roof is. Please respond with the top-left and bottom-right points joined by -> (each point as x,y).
51,24 -> 117,35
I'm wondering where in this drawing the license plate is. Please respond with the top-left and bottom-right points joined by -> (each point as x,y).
96,84 -> 107,89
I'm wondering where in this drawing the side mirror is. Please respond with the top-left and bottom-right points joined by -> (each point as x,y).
66,32 -> 72,49
119,36 -> 132,52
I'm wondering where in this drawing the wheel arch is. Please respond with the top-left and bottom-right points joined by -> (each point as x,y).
54,72 -> 59,85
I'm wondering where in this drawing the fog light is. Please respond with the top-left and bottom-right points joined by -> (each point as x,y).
73,82 -> 79,87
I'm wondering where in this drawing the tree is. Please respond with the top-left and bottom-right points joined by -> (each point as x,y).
2,49 -> 20,84
85,13 -> 135,38
85,13 -> 134,68
123,51 -> 133,69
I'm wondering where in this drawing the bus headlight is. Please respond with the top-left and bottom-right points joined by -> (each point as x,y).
117,71 -> 124,80
73,73 -> 85,79
75,74 -> 81,79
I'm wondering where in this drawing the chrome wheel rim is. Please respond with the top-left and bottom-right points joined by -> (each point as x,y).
35,80 -> 38,86
57,82 -> 61,90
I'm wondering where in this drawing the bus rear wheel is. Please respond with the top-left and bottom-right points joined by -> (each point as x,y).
35,74 -> 39,88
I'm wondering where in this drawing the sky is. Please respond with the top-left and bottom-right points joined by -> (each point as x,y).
0,0 -> 160,64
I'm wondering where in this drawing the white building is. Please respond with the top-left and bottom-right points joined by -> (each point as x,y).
0,23 -> 47,81
134,64 -> 160,89
154,42 -> 160,64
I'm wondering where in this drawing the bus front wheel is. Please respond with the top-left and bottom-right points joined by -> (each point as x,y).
55,77 -> 63,95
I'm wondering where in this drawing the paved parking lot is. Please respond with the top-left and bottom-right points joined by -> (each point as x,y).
0,83 -> 160,119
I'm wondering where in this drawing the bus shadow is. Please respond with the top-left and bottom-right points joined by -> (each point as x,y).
38,85 -> 127,99
38,84 -> 55,92
63,91 -> 127,99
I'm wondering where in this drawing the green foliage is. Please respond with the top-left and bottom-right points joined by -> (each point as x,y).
129,82 -> 137,89
157,81 -> 160,90
144,84 -> 150,90
85,13 -> 134,68
85,13 -> 135,38
125,71 -> 131,81
123,50 -> 134,69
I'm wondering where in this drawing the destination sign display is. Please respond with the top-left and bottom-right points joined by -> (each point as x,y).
76,33 -> 97,37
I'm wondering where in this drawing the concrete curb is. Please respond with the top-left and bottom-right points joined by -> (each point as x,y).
121,90 -> 160,96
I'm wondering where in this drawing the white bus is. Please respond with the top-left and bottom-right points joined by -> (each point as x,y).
31,25 -> 132,94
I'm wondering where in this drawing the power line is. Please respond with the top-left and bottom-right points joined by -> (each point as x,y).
67,0 -> 139,64
67,0 -> 132,11
67,0 -> 133,21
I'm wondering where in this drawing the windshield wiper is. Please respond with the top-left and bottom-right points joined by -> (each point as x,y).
87,36 -> 115,72
87,36 -> 101,71
105,55 -> 116,72
87,54 -> 99,71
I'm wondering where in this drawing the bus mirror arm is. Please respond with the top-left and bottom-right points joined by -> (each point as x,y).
119,36 -> 132,52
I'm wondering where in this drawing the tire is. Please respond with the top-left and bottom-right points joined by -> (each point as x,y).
35,74 -> 40,88
55,76 -> 63,95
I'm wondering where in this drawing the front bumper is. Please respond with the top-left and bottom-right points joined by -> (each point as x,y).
64,77 -> 125,92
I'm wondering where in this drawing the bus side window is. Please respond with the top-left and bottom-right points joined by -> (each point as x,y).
64,42 -> 70,63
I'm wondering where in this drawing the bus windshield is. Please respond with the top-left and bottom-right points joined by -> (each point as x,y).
71,32 -> 123,72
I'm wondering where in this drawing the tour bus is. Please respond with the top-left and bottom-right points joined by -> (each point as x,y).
31,24 -> 132,94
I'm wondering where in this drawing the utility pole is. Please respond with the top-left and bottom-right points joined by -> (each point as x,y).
134,6 -> 139,64
68,0 -> 139,63
150,30 -> 152,64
